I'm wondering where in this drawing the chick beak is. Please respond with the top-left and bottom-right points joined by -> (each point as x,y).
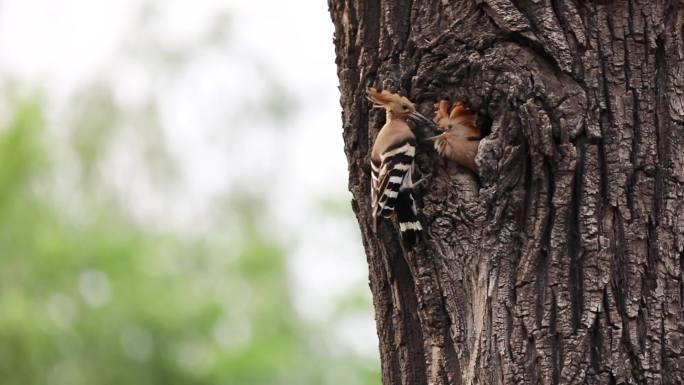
421,133 -> 443,144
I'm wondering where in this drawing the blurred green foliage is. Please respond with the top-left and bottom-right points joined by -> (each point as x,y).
0,97 -> 379,384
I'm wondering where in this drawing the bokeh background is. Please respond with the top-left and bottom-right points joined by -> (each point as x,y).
0,1 -> 379,384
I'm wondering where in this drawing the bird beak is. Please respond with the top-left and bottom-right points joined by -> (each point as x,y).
421,134 -> 443,144
408,111 -> 431,124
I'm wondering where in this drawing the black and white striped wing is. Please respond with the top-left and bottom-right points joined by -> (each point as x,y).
396,189 -> 422,248
371,140 -> 416,219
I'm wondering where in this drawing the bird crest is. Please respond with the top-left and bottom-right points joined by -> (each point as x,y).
367,88 -> 415,112
433,100 -> 477,129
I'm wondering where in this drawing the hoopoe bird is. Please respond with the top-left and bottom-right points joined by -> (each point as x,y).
427,100 -> 480,173
367,87 -> 424,248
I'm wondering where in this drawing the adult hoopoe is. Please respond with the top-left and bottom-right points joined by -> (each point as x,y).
427,100 -> 480,173
367,87 -> 424,248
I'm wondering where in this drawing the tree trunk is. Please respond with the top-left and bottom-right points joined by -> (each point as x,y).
329,1 -> 684,384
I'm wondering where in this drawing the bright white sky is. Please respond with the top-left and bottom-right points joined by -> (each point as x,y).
0,0 -> 376,358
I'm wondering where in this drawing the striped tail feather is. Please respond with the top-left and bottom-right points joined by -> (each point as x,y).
396,188 -> 422,248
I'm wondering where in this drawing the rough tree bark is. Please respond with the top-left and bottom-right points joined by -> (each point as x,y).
329,1 -> 684,384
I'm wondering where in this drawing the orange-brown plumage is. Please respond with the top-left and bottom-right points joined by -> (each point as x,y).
431,100 -> 480,173
367,87 -> 417,165
367,87 -> 422,247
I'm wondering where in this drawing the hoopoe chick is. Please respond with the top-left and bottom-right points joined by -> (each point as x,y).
429,100 -> 480,173
367,87 -> 424,248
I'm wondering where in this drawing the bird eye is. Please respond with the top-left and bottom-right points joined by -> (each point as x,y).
448,125 -> 454,129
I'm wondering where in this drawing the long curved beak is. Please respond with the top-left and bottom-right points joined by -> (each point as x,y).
408,111 -> 432,124
421,134 -> 443,144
